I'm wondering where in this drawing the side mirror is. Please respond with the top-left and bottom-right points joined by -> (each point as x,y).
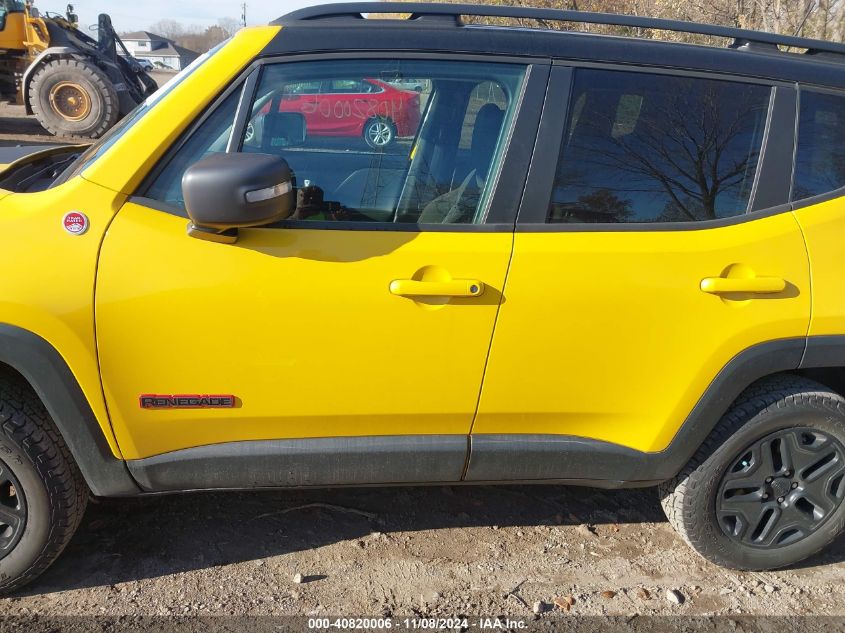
182,153 -> 294,243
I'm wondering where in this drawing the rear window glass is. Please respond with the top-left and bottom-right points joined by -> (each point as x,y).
793,91 -> 845,201
547,69 -> 771,224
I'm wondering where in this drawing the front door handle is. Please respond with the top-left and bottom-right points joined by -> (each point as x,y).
700,276 -> 786,295
389,279 -> 485,298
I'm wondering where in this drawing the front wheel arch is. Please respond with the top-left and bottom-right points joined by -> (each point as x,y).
0,326 -> 138,497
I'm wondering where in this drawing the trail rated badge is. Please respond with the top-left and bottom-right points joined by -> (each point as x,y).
62,211 -> 89,235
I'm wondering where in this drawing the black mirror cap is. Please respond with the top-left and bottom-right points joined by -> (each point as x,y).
182,153 -> 294,231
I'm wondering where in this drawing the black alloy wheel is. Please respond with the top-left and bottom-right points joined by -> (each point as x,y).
717,427 -> 845,548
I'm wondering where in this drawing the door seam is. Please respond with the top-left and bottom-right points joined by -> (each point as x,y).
462,229 -> 515,480
91,188 -> 132,463
462,64 -> 552,479
789,210 -> 813,366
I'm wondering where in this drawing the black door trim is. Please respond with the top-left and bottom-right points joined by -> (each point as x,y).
513,65 -> 571,226
749,84 -> 798,212
123,336 -> 845,491
127,435 -> 468,491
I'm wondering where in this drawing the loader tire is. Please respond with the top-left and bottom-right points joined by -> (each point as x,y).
30,59 -> 119,139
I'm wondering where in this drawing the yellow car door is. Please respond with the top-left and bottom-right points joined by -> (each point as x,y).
469,66 -> 811,481
95,57 -> 547,489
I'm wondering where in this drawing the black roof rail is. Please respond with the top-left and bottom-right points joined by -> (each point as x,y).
274,2 -> 845,58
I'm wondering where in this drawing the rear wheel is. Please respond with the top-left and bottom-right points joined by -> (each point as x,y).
0,373 -> 87,595
659,375 -> 845,570
363,117 -> 396,149
29,59 -> 119,139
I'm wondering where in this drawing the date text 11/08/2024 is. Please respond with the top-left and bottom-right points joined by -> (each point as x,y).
307,618 -> 528,630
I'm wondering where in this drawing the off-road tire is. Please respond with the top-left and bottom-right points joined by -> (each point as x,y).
29,59 -> 119,139
0,372 -> 88,595
363,117 -> 396,149
659,375 -> 845,570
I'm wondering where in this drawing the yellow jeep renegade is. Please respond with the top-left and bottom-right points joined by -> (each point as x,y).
1,2 -> 845,593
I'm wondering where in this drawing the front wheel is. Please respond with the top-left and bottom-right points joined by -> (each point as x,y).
0,373 -> 88,594
363,117 -> 396,149
660,375 -> 845,570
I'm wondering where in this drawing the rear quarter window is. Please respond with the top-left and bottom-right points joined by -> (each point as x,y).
793,91 -> 845,201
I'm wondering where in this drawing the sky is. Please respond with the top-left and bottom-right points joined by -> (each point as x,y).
41,0 -> 355,32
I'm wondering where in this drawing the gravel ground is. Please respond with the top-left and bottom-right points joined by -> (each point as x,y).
0,484 -> 843,621
0,102 -> 58,147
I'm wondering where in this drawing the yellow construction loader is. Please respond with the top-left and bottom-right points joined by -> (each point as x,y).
0,2 -> 156,138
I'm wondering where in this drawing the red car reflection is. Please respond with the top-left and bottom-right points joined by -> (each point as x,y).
278,78 -> 422,148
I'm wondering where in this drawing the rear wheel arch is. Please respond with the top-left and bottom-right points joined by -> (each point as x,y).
659,374 -> 845,569
796,335 -> 845,396
665,336 -> 845,478
638,338 -> 807,483
0,325 -> 138,497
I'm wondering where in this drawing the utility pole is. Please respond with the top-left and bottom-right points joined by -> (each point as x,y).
241,2 -> 247,28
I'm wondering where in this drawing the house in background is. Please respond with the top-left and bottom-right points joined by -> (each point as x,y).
120,31 -> 199,71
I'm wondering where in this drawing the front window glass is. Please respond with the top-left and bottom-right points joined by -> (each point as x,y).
235,59 -> 526,224
144,60 -> 525,225
143,89 -> 242,210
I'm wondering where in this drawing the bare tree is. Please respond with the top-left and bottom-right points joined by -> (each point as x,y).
217,17 -> 242,38
392,0 -> 845,43
130,19 -> 240,54
148,19 -> 184,40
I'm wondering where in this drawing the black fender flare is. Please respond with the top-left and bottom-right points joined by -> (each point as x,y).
0,324 -> 139,496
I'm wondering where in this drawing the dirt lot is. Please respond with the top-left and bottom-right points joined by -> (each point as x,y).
0,483 -> 843,623
1,73 -> 844,628
0,102 -> 58,147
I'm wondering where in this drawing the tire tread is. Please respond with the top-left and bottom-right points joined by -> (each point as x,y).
659,373 -> 845,569
29,59 -> 119,139
0,371 -> 87,594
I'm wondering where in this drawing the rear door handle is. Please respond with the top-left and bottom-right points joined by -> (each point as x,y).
389,279 -> 485,298
700,276 -> 786,295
